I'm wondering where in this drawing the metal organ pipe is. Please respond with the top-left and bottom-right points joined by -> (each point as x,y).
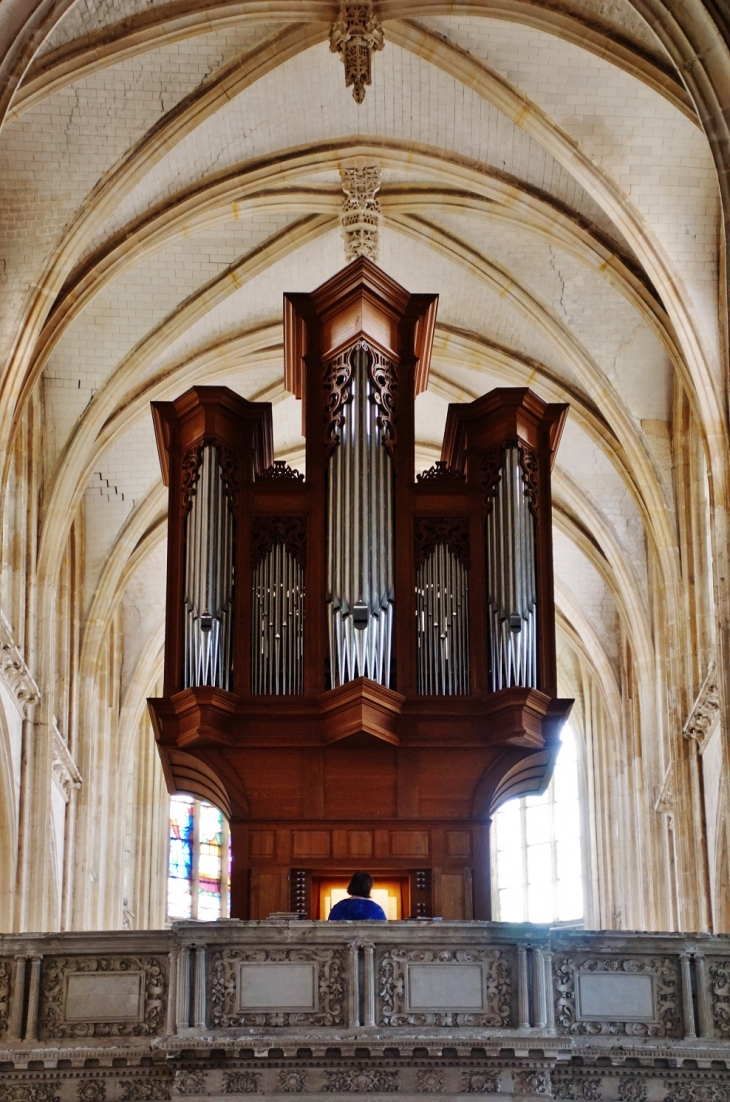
183,445 -> 234,690
326,341 -> 394,688
251,541 -> 304,695
486,446 -> 538,691
415,543 -> 470,695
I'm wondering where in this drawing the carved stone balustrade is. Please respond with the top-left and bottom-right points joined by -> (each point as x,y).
2,924 -> 730,1101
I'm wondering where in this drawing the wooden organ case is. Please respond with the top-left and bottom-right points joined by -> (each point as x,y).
148,258 -> 573,920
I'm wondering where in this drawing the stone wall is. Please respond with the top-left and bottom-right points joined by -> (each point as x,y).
2,922 -> 730,1101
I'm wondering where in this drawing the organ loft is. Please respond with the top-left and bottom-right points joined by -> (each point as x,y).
148,258 -> 573,921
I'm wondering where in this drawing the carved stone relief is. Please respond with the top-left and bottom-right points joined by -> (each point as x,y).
0,610 -> 40,716
416,1070 -> 445,1092
119,1082 -> 171,1102
684,664 -> 720,752
329,1 -> 384,103
708,958 -> 730,1037
554,1077 -> 602,1100
76,1085 -> 105,1102
663,1083 -> 730,1102
514,1071 -> 553,1096
0,958 -> 11,1038
323,1068 -> 399,1093
209,947 -> 346,1027
0,1088 -> 61,1102
377,946 -> 513,1027
278,1071 -> 307,1094
39,956 -> 167,1039
221,1073 -> 261,1094
618,1080 -> 648,1102
173,1073 -> 206,1097
340,165 -> 381,262
52,720 -> 82,803
462,1071 -> 501,1094
553,955 -> 681,1037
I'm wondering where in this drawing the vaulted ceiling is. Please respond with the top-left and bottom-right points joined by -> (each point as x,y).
0,0 -> 724,729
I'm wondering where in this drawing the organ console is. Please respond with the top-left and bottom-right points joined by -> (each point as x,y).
148,257 -> 573,919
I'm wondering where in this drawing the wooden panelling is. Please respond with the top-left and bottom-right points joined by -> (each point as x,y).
439,872 -> 465,920
348,831 -> 374,857
249,831 -> 275,858
250,871 -> 285,919
390,830 -> 429,857
292,831 -> 331,857
446,831 -> 472,857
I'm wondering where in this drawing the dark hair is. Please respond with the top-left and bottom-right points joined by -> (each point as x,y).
347,871 -> 373,898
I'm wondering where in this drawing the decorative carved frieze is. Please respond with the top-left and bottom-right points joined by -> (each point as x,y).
173,1073 -> 206,1097
462,1071 -> 501,1094
52,719 -> 82,803
377,946 -> 513,1027
514,1071 -> 553,1096
221,1072 -> 261,1094
209,947 -> 346,1028
684,664 -> 720,752
554,1077 -> 602,1100
323,1068 -> 398,1093
417,1070 -> 445,1092
119,1082 -> 171,1102
417,461 -> 465,484
40,956 -> 167,1039
708,958 -> 730,1037
181,444 -> 204,515
414,517 -> 471,569
0,611 -> 40,717
181,443 -> 239,514
663,1083 -> 730,1102
340,165 -> 381,262
329,2 -> 384,103
618,1079 -> 648,1102
278,1071 -> 307,1094
0,958 -> 10,1038
257,460 -> 304,483
0,1088 -> 61,1102
77,1084 -> 105,1102
554,955 -> 681,1037
250,517 -> 307,570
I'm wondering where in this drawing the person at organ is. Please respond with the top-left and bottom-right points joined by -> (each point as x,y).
327,872 -> 387,920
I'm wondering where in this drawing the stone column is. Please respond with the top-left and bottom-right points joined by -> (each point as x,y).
24,956 -> 42,1041
167,947 -> 179,1035
680,952 -> 696,1040
194,945 -> 206,1028
517,944 -> 530,1029
362,943 -> 376,1028
694,953 -> 713,1039
8,956 -> 27,1040
176,946 -> 191,1031
348,941 -> 360,1028
543,951 -> 555,1035
532,946 -> 547,1030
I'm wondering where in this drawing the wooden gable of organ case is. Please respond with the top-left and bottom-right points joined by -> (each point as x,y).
148,258 -> 573,920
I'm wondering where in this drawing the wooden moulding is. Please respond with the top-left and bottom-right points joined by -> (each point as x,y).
317,676 -> 406,746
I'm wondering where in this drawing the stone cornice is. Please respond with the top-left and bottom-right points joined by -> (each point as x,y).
0,611 -> 39,717
684,662 -> 720,753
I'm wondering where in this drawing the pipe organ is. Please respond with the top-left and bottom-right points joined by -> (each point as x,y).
149,258 -> 572,920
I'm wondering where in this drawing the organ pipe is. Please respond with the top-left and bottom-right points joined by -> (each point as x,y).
486,445 -> 537,691
252,543 -> 305,694
182,445 -> 234,690
326,341 -> 394,688
416,544 -> 470,695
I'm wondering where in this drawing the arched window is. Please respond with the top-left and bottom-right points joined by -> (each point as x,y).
168,794 -> 231,921
491,725 -> 583,924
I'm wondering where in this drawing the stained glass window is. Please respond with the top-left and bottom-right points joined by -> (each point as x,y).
491,725 -> 584,924
167,794 -> 230,921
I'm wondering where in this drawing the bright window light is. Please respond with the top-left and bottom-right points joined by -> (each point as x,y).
491,725 -> 583,925
168,794 -> 231,921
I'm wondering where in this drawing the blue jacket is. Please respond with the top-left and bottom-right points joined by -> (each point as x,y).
327,896 -> 387,921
